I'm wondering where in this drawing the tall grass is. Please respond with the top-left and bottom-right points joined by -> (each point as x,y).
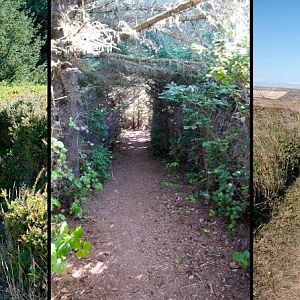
0,246 -> 47,300
254,105 -> 300,225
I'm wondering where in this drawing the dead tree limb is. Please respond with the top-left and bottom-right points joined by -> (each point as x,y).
133,0 -> 203,32
119,0 -> 204,40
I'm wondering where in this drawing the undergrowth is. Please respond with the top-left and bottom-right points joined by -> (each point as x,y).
0,186 -> 47,299
0,85 -> 47,298
151,45 -> 249,233
51,112 -> 111,274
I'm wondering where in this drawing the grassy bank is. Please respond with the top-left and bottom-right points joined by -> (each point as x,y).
254,104 -> 300,225
254,100 -> 300,299
254,177 -> 300,299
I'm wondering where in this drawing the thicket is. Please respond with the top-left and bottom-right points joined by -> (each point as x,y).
0,0 -> 47,297
0,88 -> 47,298
0,94 -> 47,191
254,106 -> 300,226
151,45 -> 249,232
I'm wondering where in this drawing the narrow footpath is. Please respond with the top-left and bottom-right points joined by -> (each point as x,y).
53,131 -> 249,300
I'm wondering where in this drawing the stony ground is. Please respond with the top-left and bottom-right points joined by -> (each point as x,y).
52,131 -> 249,300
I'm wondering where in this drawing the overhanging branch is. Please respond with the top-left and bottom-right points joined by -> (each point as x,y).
134,0 -> 203,32
119,0 -> 204,40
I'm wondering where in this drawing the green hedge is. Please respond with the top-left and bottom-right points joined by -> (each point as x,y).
0,88 -> 47,191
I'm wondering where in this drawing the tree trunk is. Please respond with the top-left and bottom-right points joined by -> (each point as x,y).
52,65 -> 80,178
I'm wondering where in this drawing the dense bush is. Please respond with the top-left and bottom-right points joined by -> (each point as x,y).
1,187 -> 47,297
91,146 -> 111,182
150,46 -> 249,232
0,93 -> 47,192
3,188 -> 47,261
151,82 -> 249,231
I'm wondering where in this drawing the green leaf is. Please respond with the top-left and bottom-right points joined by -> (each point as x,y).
52,257 -> 68,274
76,241 -> 92,258
59,221 -> 69,235
57,242 -> 71,257
73,226 -> 84,239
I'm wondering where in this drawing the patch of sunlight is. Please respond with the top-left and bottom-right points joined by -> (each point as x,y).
71,262 -> 108,278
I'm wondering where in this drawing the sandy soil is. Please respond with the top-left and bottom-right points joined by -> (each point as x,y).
253,89 -> 287,99
52,131 -> 249,300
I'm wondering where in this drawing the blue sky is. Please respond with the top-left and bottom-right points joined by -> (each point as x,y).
254,0 -> 300,88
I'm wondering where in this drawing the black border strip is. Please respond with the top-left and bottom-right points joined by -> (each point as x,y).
47,0 -> 51,298
250,0 -> 254,298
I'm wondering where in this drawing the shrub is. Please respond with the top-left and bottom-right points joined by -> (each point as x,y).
1,187 -> 47,297
151,80 -> 249,232
91,146 -> 111,181
89,108 -> 109,143
2,188 -> 47,263
0,93 -> 47,192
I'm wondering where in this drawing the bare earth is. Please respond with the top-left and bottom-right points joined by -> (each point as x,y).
52,131 -> 249,300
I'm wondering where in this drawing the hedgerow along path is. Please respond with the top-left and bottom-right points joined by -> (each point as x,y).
52,131 -> 249,300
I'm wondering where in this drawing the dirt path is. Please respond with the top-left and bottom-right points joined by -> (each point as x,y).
52,131 -> 249,300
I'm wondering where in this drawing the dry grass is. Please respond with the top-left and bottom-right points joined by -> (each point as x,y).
254,103 -> 300,216
254,177 -> 300,299
254,99 -> 300,112
254,98 -> 300,299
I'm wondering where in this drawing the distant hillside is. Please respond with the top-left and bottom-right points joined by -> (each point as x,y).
254,86 -> 300,101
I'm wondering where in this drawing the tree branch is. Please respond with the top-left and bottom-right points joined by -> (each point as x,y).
133,0 -> 203,32
97,53 -> 203,69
